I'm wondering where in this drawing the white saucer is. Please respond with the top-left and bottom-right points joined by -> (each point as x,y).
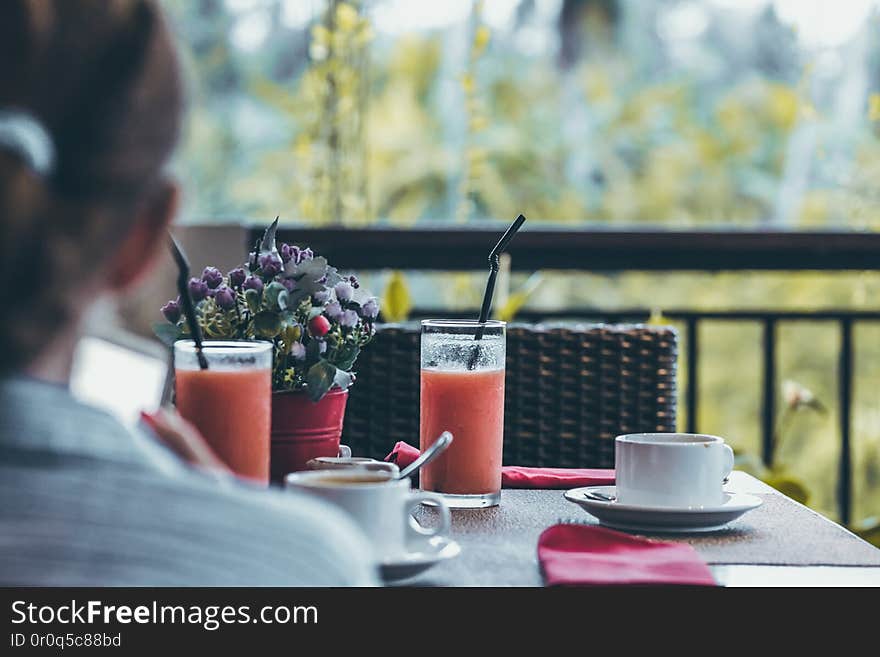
379,536 -> 461,582
564,485 -> 763,534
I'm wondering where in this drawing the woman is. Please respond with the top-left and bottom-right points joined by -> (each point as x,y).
0,0 -> 376,586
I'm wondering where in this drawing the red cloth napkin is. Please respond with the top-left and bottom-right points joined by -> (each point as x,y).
538,524 -> 717,587
385,441 -> 615,489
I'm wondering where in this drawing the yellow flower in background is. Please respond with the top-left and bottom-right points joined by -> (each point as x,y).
692,128 -> 723,165
582,66 -> 612,103
869,93 -> 880,122
647,308 -> 668,326
293,135 -> 311,159
311,24 -> 330,45
765,82 -> 799,131
468,115 -> 488,131
473,26 -> 491,56
461,73 -> 475,95
495,273 -> 543,322
355,19 -> 373,46
382,271 -> 412,322
335,2 -> 359,32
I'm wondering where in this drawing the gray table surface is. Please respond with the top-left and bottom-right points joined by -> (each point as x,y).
404,472 -> 880,587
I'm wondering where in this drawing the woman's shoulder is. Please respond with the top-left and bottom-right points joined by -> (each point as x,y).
129,465 -> 379,586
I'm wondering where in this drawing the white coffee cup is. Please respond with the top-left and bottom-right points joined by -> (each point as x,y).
284,470 -> 450,561
615,433 -> 735,508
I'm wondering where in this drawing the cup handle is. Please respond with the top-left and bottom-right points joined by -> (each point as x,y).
405,491 -> 451,539
338,444 -> 352,458
721,444 -> 734,485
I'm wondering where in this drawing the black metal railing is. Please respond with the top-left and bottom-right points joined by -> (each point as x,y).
248,224 -> 880,524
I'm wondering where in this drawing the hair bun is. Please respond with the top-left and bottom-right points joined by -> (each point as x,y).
0,110 -> 55,177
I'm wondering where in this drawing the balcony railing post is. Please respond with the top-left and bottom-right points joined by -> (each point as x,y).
838,318 -> 853,525
761,319 -> 776,468
686,317 -> 699,433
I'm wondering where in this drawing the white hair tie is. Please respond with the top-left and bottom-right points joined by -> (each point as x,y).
0,110 -> 55,177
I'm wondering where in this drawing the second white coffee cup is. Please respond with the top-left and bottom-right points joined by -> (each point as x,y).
615,433 -> 734,508
285,469 -> 450,561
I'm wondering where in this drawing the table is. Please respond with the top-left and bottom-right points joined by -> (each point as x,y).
408,472 -> 880,586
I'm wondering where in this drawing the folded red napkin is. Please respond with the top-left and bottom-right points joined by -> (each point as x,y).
538,524 -> 717,586
385,441 -> 615,489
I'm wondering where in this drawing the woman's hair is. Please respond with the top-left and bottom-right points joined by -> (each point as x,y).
0,0 -> 184,373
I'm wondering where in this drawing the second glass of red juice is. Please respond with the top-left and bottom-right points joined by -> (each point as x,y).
420,319 -> 506,508
174,340 -> 272,485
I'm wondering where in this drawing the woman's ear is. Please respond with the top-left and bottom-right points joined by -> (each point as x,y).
106,181 -> 179,292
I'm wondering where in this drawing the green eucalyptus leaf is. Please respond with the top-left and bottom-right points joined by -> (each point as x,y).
306,337 -> 322,362
333,368 -> 354,391
253,310 -> 282,338
291,257 -> 332,295
260,216 -> 279,255
277,289 -> 289,310
296,256 -> 328,278
264,281 -> 286,308
286,287 -> 309,307
152,321 -> 182,347
245,288 -> 261,313
306,359 -> 336,402
323,265 -> 342,287
307,306 -> 325,319
333,341 -> 360,371
279,310 -> 297,325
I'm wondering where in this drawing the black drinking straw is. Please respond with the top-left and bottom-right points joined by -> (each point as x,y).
468,214 -> 527,370
168,234 -> 208,370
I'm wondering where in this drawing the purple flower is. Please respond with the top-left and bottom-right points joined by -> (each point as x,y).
301,247 -> 314,261
280,243 -> 302,264
361,297 -> 379,319
258,253 -> 283,277
290,342 -> 306,360
281,278 -> 297,292
325,301 -> 344,321
228,267 -> 246,288
201,266 -> 223,289
334,282 -> 354,302
188,277 -> 209,303
348,275 -> 360,289
214,285 -> 236,310
243,276 -> 264,293
340,309 -> 359,328
161,299 -> 181,323
313,288 -> 331,304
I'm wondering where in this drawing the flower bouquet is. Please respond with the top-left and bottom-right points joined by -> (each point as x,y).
155,219 -> 379,403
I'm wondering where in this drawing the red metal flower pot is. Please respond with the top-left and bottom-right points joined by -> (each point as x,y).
270,387 -> 349,484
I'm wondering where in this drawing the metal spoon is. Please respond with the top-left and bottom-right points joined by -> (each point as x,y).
397,431 -> 453,480
582,490 -> 616,502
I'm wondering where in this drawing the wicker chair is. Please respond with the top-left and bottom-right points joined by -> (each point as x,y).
343,323 -> 678,468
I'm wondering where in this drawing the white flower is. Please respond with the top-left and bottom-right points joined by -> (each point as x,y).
783,380 -> 815,410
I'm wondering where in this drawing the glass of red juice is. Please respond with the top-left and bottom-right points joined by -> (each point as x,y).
420,319 -> 505,508
174,340 -> 273,485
